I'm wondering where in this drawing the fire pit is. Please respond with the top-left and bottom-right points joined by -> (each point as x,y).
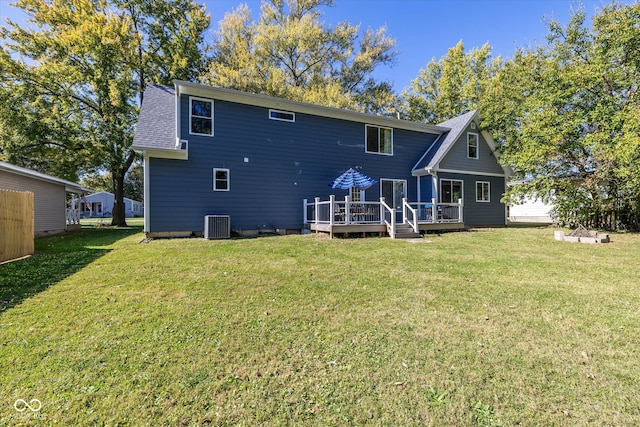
554,225 -> 609,244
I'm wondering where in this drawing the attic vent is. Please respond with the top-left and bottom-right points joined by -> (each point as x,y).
204,215 -> 230,239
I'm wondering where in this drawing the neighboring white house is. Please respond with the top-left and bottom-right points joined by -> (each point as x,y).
0,161 -> 92,237
508,196 -> 554,223
71,191 -> 143,218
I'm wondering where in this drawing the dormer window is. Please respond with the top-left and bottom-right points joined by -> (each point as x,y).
467,133 -> 479,159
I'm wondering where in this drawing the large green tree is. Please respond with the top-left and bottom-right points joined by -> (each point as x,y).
402,41 -> 501,123
483,3 -> 640,230
202,0 -> 398,115
0,0 -> 209,225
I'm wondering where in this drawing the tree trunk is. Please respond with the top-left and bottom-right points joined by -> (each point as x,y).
111,150 -> 137,226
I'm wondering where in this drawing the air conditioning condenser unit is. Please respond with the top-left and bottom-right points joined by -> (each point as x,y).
204,215 -> 230,239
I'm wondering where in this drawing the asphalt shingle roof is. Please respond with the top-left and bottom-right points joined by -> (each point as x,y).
411,110 -> 477,173
132,85 -> 176,150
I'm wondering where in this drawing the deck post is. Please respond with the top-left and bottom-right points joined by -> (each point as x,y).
402,197 -> 407,224
379,197 -> 385,224
329,195 -> 335,238
345,195 -> 351,225
314,197 -> 320,233
458,197 -> 464,223
432,198 -> 437,223
303,199 -> 308,225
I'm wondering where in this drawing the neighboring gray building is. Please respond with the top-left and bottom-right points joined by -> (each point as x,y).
132,82 -> 510,237
0,161 -> 92,237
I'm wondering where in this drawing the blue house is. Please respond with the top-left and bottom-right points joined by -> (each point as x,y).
132,81 -> 510,238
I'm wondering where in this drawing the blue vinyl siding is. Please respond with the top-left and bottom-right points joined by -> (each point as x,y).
438,125 -> 505,175
438,172 -> 506,226
147,96 -> 440,233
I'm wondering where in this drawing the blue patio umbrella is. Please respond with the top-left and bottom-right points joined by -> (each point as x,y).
330,168 -> 377,190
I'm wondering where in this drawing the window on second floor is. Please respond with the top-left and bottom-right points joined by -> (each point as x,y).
366,125 -> 393,155
190,97 -> 213,136
467,132 -> 479,159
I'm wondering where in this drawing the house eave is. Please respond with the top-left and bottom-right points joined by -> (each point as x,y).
133,146 -> 188,160
174,80 -> 450,135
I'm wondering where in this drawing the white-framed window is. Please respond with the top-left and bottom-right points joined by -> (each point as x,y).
440,179 -> 463,203
470,122 -> 476,130
269,109 -> 295,122
467,133 -> 479,159
476,181 -> 490,202
190,96 -> 213,136
365,125 -> 393,155
213,168 -> 229,191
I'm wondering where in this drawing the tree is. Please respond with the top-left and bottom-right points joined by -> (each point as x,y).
0,0 -> 209,225
202,0 -> 398,115
402,41 -> 501,123
482,3 -> 640,230
79,163 -> 143,202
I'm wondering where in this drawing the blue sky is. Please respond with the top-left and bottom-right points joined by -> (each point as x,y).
0,0 -> 622,91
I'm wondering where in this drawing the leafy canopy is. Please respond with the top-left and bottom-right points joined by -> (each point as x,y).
202,0 -> 398,115
402,40 -> 501,123
0,0 -> 209,225
482,3 -> 640,230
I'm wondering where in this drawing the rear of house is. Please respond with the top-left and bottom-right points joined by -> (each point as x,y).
133,82 -> 509,237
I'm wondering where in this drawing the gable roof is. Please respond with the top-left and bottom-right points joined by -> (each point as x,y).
411,110 -> 478,175
0,161 -> 92,194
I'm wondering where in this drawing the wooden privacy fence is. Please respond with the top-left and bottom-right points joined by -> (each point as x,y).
0,189 -> 34,263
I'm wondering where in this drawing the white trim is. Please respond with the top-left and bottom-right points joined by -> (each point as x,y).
467,132 -> 479,159
143,154 -> 150,233
435,168 -> 506,177
365,124 -> 394,156
189,96 -> 214,137
470,122 -> 476,130
213,168 -> 230,191
269,109 -> 295,122
175,80 -> 449,135
475,181 -> 491,203
136,147 -> 187,160
440,178 -> 464,204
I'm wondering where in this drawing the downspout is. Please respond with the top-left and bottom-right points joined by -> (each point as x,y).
143,152 -> 150,234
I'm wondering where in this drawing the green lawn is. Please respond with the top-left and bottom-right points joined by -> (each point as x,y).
1,226 -> 639,426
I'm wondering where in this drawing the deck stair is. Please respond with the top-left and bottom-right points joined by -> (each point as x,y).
389,223 -> 420,239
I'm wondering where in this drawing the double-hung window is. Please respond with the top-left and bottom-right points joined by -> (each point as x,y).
190,97 -> 213,136
476,181 -> 490,202
467,133 -> 479,159
213,168 -> 229,191
366,125 -> 393,155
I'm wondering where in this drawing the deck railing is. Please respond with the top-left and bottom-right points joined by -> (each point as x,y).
66,208 -> 81,225
303,196 -> 463,226
304,195 -> 382,225
404,198 -> 463,224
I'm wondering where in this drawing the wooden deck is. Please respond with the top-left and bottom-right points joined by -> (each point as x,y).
304,196 -> 465,238
309,221 -> 465,237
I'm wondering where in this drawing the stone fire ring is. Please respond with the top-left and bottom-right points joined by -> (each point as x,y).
554,230 -> 610,244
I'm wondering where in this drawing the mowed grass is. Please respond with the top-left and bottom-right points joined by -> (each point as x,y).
1,226 -> 639,426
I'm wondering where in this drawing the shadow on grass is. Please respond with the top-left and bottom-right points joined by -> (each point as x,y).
0,226 -> 141,313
